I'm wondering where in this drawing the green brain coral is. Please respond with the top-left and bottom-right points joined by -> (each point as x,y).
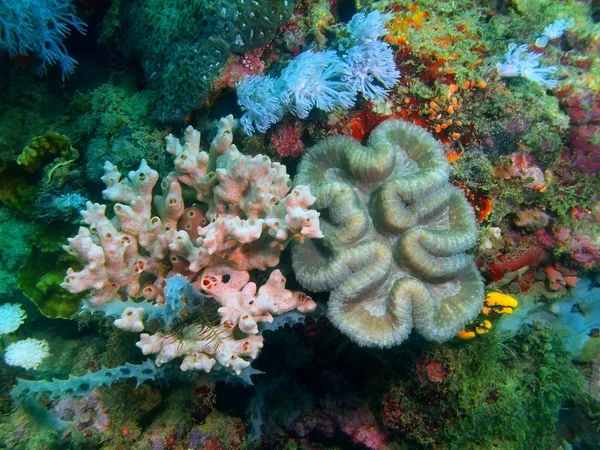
292,119 -> 484,347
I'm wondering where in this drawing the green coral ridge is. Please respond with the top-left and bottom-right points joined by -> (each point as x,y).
292,119 -> 484,347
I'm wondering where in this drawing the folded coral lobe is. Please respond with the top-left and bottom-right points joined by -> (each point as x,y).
292,119 -> 484,347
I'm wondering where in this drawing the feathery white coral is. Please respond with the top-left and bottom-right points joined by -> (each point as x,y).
281,50 -> 356,118
236,75 -> 285,135
0,303 -> 27,335
497,43 -> 558,89
234,11 -> 400,134
346,10 -> 391,44
345,40 -> 400,101
4,338 -> 50,370
535,18 -> 572,47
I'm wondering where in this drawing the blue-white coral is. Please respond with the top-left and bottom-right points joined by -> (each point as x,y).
236,50 -> 357,130
0,0 -> 87,79
343,11 -> 400,101
237,75 -> 286,134
235,11 -> 400,135
280,50 -> 356,118
345,41 -> 400,101
345,10 -> 391,44
497,43 -> 558,89
535,18 -> 572,48
0,303 -> 27,335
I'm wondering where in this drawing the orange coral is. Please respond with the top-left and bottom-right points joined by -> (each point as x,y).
454,182 -> 493,223
385,4 -> 428,46
340,107 -> 400,141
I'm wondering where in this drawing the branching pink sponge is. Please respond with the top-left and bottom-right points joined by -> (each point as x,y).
62,115 -> 321,375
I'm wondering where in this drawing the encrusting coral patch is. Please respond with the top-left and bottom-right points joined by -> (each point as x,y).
292,119 -> 484,348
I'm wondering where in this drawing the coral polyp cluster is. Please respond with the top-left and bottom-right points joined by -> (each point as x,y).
292,119 -> 484,347
458,291 -> 518,339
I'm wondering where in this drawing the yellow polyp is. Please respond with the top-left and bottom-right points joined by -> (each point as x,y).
463,295 -> 514,340
458,330 -> 476,340
485,292 -> 518,308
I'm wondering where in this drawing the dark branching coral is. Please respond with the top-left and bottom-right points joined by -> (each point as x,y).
201,0 -> 297,53
292,119 -> 484,347
120,0 -> 296,122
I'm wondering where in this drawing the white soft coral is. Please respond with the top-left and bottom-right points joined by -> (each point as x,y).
346,10 -> 392,44
535,18 -> 572,48
345,40 -> 400,101
4,338 -> 50,370
497,43 -> 558,89
280,50 -> 356,118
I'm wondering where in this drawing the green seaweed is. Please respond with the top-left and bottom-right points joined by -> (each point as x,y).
383,325 -> 594,449
17,224 -> 83,319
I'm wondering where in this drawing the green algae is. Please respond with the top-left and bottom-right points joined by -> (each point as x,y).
453,151 -> 495,193
17,225 -> 82,319
56,77 -> 168,180
383,326 -> 594,449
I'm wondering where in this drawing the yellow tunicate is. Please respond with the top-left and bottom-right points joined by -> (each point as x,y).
17,133 -> 76,173
482,307 -> 491,315
458,330 -> 476,340
482,320 -> 492,329
500,307 -> 514,315
475,326 -> 489,335
485,292 -> 518,308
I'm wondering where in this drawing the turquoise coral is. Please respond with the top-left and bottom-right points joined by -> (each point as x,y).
11,360 -> 162,403
292,119 -> 484,347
